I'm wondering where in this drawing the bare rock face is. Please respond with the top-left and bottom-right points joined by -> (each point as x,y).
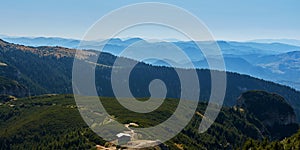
237,90 -> 298,139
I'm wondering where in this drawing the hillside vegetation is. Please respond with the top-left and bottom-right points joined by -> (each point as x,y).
0,76 -> 28,98
0,91 -> 298,149
243,130 -> 300,150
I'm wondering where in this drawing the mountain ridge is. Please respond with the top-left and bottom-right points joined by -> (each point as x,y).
2,36 -> 300,90
1,39 -> 300,122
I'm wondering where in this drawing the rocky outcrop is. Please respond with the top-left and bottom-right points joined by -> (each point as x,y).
237,90 -> 296,125
237,90 -> 299,139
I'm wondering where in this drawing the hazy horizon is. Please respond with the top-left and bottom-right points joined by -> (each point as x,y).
2,33 -> 300,43
1,0 -> 299,41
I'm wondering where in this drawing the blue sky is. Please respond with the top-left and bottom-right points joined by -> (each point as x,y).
0,0 -> 299,41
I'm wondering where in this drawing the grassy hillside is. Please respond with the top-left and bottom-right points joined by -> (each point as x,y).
0,93 -> 296,149
0,95 -> 104,149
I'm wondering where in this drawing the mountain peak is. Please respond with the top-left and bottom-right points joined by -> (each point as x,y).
237,90 -> 296,120
237,90 -> 298,139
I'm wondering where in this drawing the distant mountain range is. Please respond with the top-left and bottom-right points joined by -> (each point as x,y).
2,36 -> 300,55
1,36 -> 81,48
250,39 -> 300,47
2,36 -> 300,90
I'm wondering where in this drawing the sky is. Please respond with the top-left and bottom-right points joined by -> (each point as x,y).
0,0 -> 299,41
